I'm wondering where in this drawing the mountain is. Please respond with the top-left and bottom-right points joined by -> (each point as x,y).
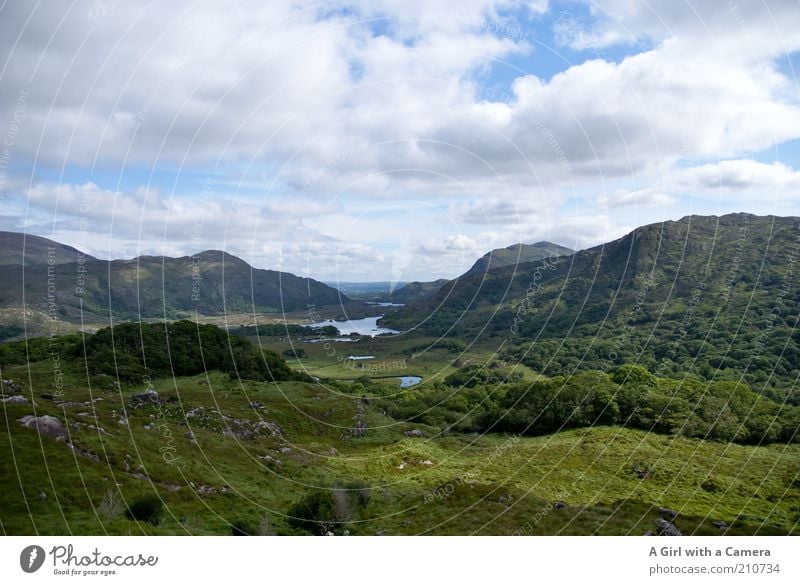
389,279 -> 449,304
0,231 -> 96,265
383,213 -> 800,396
463,241 -> 574,276
0,240 -> 346,322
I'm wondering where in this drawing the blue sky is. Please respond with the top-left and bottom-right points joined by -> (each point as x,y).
1,0 -> 799,281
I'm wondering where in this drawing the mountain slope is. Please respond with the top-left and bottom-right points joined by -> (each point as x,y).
0,231 -> 96,265
389,279 -> 449,304
0,247 -> 346,321
463,241 -> 574,276
383,213 -> 800,395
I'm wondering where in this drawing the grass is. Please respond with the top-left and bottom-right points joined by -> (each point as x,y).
1,356 -> 798,535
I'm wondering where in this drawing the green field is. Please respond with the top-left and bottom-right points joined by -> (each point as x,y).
2,342 -> 798,536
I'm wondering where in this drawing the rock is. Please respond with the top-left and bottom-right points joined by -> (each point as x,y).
130,389 -> 162,406
2,395 -> 29,404
712,520 -> 729,530
349,419 -> 368,438
498,493 -> 514,504
258,454 -> 282,466
249,401 -> 261,409
655,518 -> 682,536
185,431 -> 196,440
279,447 -> 292,454
18,415 -> 68,440
325,531 -> 335,536
553,501 -> 567,509
643,530 -> 655,536
254,420 -> 283,437
658,507 -> 678,519
38,491 -> 48,501
421,460 -> 433,465
111,381 -> 121,390
404,429 -> 425,438
1,379 -> 23,394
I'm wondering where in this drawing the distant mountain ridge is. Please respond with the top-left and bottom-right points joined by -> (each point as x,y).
0,232 -> 346,322
0,231 -> 97,265
382,213 -> 800,396
464,241 -> 574,276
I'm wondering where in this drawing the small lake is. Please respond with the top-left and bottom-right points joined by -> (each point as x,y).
398,376 -> 422,388
310,315 -> 398,337
366,301 -> 405,307
347,355 -> 375,360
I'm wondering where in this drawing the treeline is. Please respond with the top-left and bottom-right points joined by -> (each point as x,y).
0,321 -> 306,383
378,364 -> 799,445
233,323 -> 339,338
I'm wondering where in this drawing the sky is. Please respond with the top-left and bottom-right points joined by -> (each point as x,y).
0,0 -> 799,282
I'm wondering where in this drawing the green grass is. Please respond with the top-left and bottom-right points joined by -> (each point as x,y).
1,360 -> 798,535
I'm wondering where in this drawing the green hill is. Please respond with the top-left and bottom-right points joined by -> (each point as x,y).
0,230 -> 96,265
383,214 -> 800,397
464,241 -> 574,276
0,245 -> 347,322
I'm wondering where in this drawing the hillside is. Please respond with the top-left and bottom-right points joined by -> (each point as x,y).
389,279 -> 450,304
1,327 -> 797,535
0,231 -> 96,265
383,213 -> 800,396
0,245 -> 347,322
464,241 -> 574,276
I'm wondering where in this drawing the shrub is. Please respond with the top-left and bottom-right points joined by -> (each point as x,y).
230,518 -> 256,536
97,490 -> 124,522
125,495 -> 164,525
287,490 -> 337,535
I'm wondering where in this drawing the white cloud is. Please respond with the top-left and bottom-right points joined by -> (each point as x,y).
597,188 -> 675,208
1,1 -> 799,280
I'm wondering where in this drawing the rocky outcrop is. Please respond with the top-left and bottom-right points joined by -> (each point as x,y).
18,414 -> 68,440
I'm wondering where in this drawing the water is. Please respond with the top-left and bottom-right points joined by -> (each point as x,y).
304,337 -> 354,343
398,376 -> 422,388
309,315 -> 398,337
366,301 -> 405,307
347,355 -> 375,360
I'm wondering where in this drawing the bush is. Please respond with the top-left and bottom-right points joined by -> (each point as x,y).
125,495 -> 164,525
230,518 -> 256,536
287,491 -> 338,535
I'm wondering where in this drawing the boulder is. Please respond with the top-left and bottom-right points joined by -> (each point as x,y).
130,389 -> 162,406
2,395 -> 30,404
1,379 -> 23,394
18,415 -> 68,440
712,520 -> 729,530
655,518 -> 681,536
404,429 -> 425,438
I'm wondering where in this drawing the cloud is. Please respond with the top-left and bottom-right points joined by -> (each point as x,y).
1,1 -> 799,280
597,188 -> 675,208
674,160 -> 800,194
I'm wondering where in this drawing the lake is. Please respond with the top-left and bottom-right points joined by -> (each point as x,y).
398,376 -> 422,388
309,315 -> 398,337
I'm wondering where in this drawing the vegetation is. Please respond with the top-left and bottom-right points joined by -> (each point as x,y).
385,214 -> 800,400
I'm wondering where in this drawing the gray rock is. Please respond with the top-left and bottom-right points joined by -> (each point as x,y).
18,415 -> 68,440
249,401 -> 261,409
2,395 -> 30,404
553,501 -> 567,509
130,389 -> 162,406
655,518 -> 682,536
404,429 -> 425,438
712,520 -> 729,530
1,379 -> 23,394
